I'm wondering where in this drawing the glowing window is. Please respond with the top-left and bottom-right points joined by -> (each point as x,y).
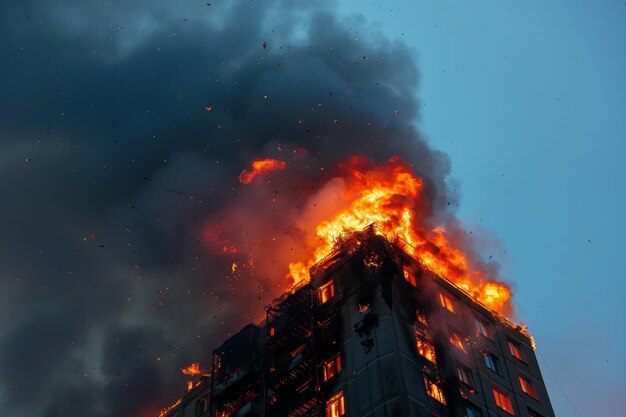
492,385 -> 515,414
417,338 -> 437,364
508,339 -> 525,362
403,267 -> 417,287
416,308 -> 428,326
319,281 -> 335,304
519,375 -> 539,400
323,354 -> 342,381
457,366 -> 474,387
449,331 -> 467,354
483,352 -> 501,374
424,376 -> 447,404
326,391 -> 346,417
439,292 -> 456,313
474,317 -> 490,338
269,326 -> 275,336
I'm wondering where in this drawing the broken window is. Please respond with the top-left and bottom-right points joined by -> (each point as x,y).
519,375 -> 539,400
318,280 -> 335,304
326,391 -> 346,417
439,291 -> 456,313
323,353 -> 342,381
492,385 -> 515,414
424,376 -> 447,404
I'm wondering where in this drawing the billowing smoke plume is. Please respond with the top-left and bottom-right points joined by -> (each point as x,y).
0,1 -> 482,416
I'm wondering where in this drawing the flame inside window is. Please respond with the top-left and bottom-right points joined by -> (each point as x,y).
403,267 -> 417,287
416,337 -> 437,364
519,375 -> 539,400
493,385 -> 515,414
449,331 -> 467,354
323,354 -> 342,381
439,292 -> 456,313
318,281 -> 335,304
326,391 -> 346,417
424,376 -> 446,404
508,339 -> 525,362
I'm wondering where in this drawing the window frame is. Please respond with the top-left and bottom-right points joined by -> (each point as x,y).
326,391 -> 346,417
508,339 -> 526,363
318,280 -> 335,305
492,384 -> 515,415
483,351 -> 502,375
439,291 -> 456,313
322,353 -> 342,381
449,330 -> 468,354
403,267 -> 417,287
518,374 -> 540,401
457,365 -> 475,388
423,375 -> 447,405
197,394 -> 210,416
474,316 -> 491,339
416,337 -> 437,364
464,402 -> 483,417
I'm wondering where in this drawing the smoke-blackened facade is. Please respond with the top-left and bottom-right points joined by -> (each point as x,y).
161,227 -> 555,417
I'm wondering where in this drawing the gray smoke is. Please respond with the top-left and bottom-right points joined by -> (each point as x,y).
0,1 -> 455,416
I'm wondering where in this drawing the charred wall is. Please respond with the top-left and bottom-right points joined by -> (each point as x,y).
161,230 -> 555,417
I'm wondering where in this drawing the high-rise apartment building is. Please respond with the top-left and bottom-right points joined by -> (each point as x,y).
160,227 -> 555,417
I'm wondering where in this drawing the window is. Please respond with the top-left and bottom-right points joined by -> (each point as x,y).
508,339 -> 525,362
483,352 -> 501,374
465,403 -> 483,417
417,338 -> 437,364
457,366 -> 474,387
519,375 -> 539,400
318,281 -> 335,304
323,354 -> 342,381
528,408 -> 545,417
439,292 -> 456,313
492,385 -> 515,414
424,376 -> 447,404
474,317 -> 490,338
403,267 -> 417,287
269,326 -> 275,336
326,391 -> 346,417
197,394 -> 209,416
449,331 -> 467,354
416,308 -> 428,326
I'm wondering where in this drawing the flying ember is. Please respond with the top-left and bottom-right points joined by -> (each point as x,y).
238,158 -> 287,184
287,156 -> 512,315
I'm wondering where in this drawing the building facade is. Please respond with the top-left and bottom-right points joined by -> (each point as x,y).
160,227 -> 555,417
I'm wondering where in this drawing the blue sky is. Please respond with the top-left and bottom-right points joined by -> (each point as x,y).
1,1 -> 623,416
337,1 -> 626,415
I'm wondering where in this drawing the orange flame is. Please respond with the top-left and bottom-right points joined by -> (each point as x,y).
288,156 -> 512,315
238,158 -> 287,184
181,362 -> 203,376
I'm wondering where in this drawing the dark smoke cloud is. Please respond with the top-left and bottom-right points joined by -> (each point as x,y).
0,1 -> 455,416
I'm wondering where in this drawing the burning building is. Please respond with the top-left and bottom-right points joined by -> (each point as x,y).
159,226 -> 555,417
